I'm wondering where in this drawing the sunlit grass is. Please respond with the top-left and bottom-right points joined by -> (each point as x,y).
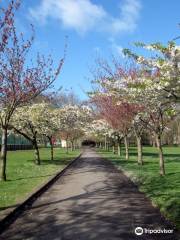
0,147 -> 80,210
98,146 -> 180,229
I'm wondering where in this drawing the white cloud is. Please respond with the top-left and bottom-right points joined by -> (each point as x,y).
29,0 -> 106,34
110,0 -> 141,34
29,0 -> 141,35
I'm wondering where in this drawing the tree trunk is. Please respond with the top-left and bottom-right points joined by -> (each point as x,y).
117,140 -> 122,156
33,138 -> 40,165
124,136 -> 129,160
0,127 -> 8,181
107,142 -> 109,152
112,144 -> 115,154
50,142 -> 54,161
104,135 -> 107,150
66,140 -> 69,154
47,136 -> 54,161
152,137 -> 156,147
50,138 -> 54,161
136,136 -> 143,165
155,134 -> 165,176
74,140 -> 77,149
71,141 -> 74,151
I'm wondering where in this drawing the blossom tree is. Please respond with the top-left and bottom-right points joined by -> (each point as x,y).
30,103 -> 58,161
11,103 -> 66,163
11,104 -> 43,165
56,105 -> 92,153
92,49 -> 178,174
92,94 -> 136,160
0,0 -> 20,180
123,44 -> 178,175
97,64 -> 145,164
123,41 -> 180,103
0,0 -> 20,52
129,83 -> 175,175
85,118 -> 112,149
0,2 -> 65,181
90,58 -> 146,161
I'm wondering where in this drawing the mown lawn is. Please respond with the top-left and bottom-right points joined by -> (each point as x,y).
98,146 -> 180,229
0,148 -> 80,211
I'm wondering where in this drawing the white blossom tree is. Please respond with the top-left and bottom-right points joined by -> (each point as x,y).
85,118 -> 113,150
123,41 -> 180,103
30,103 -> 59,161
122,42 -> 178,175
56,104 -> 92,152
11,104 -> 43,164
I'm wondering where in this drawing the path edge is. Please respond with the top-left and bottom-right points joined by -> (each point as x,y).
0,151 -> 82,235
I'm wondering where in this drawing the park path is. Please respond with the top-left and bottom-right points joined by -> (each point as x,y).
0,148 -> 179,240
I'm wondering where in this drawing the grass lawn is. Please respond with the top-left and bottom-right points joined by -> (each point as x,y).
97,146 -> 180,229
0,147 -> 80,211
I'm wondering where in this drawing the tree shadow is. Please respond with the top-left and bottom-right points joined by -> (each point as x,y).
27,159 -> 72,165
9,174 -> 54,182
98,148 -> 180,164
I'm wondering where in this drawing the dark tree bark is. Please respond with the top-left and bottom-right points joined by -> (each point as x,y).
33,137 -> 40,165
12,127 -> 41,165
107,142 -> 110,152
104,135 -> 107,150
124,136 -> 129,160
50,142 -> 54,161
155,134 -> 165,176
66,139 -> 69,154
136,136 -> 143,165
112,143 -> 116,154
117,137 -> 122,156
70,141 -> 74,151
0,127 -> 8,181
47,136 -> 54,161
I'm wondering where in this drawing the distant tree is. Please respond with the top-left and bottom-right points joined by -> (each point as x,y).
51,89 -> 81,108
29,103 -> 58,161
56,105 -> 92,153
85,118 -> 112,149
92,95 -> 137,160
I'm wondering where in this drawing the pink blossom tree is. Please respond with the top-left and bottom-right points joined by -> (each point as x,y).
92,95 -> 137,160
0,1 -> 65,181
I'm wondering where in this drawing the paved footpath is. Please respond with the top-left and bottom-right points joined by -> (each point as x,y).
0,148 -> 179,240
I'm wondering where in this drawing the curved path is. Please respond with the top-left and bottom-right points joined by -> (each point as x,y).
0,148 -> 179,240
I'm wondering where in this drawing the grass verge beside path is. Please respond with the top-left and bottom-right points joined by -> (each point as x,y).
97,146 -> 180,229
0,148 -> 80,211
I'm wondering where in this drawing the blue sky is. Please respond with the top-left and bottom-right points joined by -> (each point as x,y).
16,0 -> 180,99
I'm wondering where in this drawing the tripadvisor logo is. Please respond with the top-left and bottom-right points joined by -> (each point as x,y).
135,227 -> 143,235
135,227 -> 174,236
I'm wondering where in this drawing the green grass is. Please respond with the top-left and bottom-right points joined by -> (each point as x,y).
0,147 -> 80,211
97,146 -> 180,229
